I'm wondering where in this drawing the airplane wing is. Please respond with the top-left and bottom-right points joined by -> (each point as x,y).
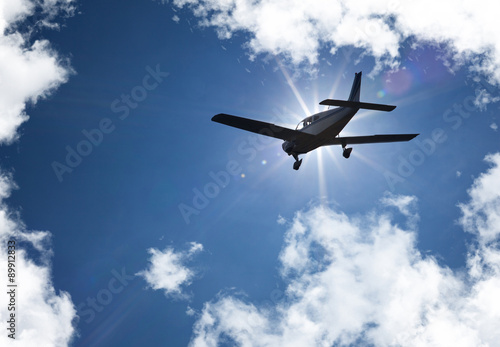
319,99 -> 396,112
212,113 -> 313,142
325,134 -> 419,146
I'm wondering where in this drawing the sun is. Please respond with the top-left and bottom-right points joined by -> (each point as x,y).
271,59 -> 396,200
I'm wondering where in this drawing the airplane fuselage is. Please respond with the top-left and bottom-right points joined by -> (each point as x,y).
287,106 -> 360,154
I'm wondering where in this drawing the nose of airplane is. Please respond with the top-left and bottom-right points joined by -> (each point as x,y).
282,140 -> 295,154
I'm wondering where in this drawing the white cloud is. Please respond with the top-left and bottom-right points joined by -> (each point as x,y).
0,1 -> 77,345
0,174 -> 77,346
171,0 -> 500,83
186,305 -> 196,316
277,214 -> 286,225
187,241 -> 204,255
188,153 -> 500,346
459,153 -> 500,246
474,88 -> 500,110
0,0 -> 74,144
137,242 -> 203,299
491,123 -> 498,131
381,193 -> 419,219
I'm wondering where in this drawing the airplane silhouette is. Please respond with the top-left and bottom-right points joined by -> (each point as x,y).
212,72 -> 418,170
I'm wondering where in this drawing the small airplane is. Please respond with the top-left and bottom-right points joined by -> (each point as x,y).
212,72 -> 418,170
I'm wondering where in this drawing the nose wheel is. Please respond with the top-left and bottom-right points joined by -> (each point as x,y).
293,159 -> 303,170
341,139 -> 352,159
292,153 -> 302,170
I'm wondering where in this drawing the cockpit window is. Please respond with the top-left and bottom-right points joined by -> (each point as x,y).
296,115 -> 319,130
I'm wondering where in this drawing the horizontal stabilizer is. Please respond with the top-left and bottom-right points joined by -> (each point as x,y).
212,113 -> 313,142
325,134 -> 419,146
319,99 -> 396,112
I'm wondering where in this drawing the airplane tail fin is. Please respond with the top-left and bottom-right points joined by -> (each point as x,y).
348,71 -> 362,102
319,71 -> 397,112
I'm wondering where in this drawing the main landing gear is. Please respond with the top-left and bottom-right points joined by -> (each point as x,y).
342,143 -> 353,159
292,153 -> 302,170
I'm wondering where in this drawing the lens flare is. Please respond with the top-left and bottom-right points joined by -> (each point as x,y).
383,68 -> 413,95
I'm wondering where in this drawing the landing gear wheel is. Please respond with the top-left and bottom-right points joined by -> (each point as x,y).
293,159 -> 303,170
343,147 -> 353,159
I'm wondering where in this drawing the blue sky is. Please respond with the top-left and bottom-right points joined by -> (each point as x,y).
1,0 -> 500,346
